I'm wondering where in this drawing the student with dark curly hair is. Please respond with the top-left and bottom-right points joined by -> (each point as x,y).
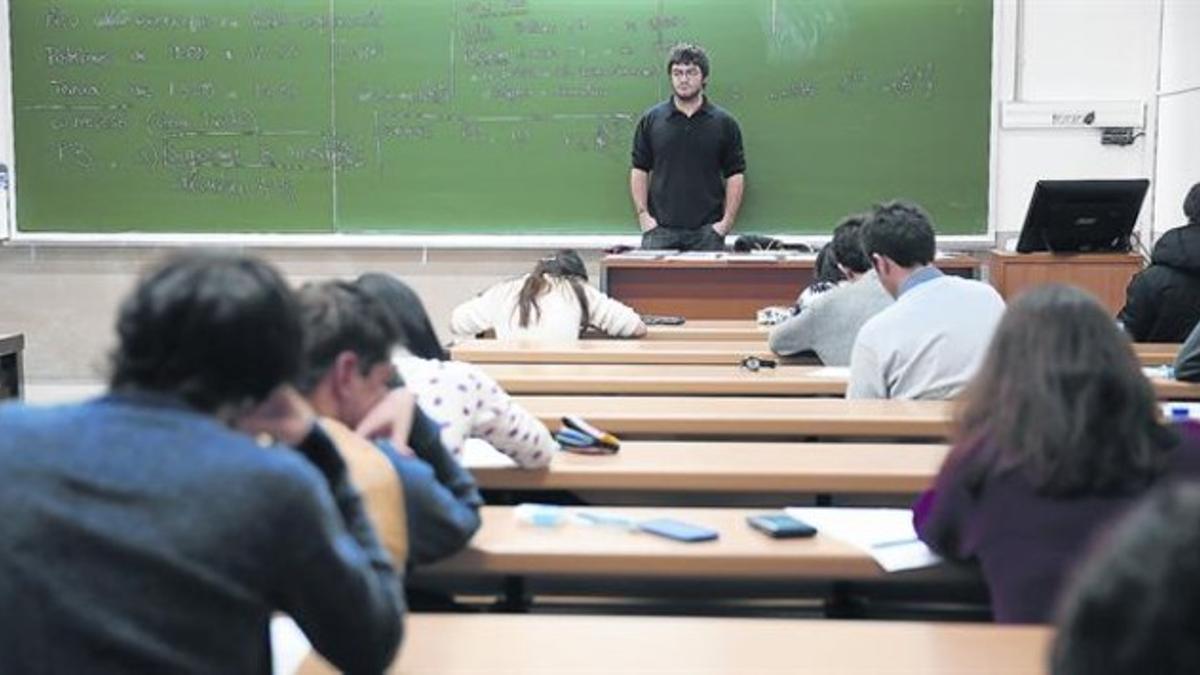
914,285 -> 1200,623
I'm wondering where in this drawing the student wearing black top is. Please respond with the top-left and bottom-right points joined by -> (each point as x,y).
630,43 -> 746,251
1117,182 -> 1200,342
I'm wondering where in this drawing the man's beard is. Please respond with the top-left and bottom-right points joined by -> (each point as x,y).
674,87 -> 702,103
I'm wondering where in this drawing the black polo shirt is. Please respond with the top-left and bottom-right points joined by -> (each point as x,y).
631,97 -> 746,231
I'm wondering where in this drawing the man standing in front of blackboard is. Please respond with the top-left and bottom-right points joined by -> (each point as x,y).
630,43 -> 746,252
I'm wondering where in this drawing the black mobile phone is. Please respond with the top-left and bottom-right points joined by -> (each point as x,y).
746,513 -> 817,539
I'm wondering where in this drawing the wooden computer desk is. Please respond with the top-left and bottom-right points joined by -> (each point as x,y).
298,613 -> 1050,675
513,395 -> 954,439
980,250 -> 1143,316
0,333 -> 25,401
298,614 -> 1052,675
468,441 -> 948,495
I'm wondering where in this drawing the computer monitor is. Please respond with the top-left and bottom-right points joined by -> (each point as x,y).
1016,179 -> 1149,253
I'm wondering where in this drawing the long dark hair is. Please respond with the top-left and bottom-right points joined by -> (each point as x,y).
951,284 -> 1175,497
354,273 -> 450,361
516,249 -> 590,330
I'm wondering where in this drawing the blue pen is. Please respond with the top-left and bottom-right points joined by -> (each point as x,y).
555,428 -> 595,446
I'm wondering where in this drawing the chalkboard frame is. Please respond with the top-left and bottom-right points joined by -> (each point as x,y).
2,0 -> 1005,245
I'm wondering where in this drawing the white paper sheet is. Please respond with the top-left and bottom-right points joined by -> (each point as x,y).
1143,365 -> 1172,379
785,507 -> 942,573
461,438 -> 518,468
806,366 -> 850,379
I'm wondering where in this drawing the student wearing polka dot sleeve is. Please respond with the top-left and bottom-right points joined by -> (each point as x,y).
356,273 -> 558,469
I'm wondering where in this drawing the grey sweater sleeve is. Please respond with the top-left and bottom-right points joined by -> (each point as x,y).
768,306 -> 820,356
1175,321 -> 1200,382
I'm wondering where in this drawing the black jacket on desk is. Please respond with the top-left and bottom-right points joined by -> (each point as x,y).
1118,224 -> 1200,342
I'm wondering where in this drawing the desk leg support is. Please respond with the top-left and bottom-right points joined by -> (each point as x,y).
824,581 -> 864,619
496,575 -> 531,613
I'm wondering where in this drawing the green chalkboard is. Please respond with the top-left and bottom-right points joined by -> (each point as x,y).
11,0 -> 993,235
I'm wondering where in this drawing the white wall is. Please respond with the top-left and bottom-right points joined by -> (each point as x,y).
991,0 -> 1163,240
1152,0 -> 1200,235
1,0 -> 1194,383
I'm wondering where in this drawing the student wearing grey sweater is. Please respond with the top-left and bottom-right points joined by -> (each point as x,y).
769,215 -> 893,365
848,201 -> 1005,400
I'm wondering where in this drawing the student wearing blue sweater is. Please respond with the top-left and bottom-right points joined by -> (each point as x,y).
294,280 -> 482,566
0,253 -> 404,674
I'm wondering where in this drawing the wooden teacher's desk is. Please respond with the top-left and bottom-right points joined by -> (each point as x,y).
601,252 -> 980,320
513,395 -> 954,439
298,614 -> 1051,675
469,441 -> 948,495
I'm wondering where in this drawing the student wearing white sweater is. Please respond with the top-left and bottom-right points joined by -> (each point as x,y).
847,201 -> 1005,400
449,250 -> 647,340
356,273 -> 558,469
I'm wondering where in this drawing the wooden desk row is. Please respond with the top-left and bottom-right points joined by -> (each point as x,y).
470,441 -> 947,496
299,614 -> 1051,675
454,338 -> 781,365
454,336 -> 1181,367
480,362 -> 1200,400
515,395 -> 953,439
424,506 -> 929,581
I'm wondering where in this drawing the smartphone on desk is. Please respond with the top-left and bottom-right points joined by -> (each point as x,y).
747,513 -> 817,539
638,518 -> 719,543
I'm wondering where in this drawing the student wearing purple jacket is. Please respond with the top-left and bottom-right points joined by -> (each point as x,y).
913,285 -> 1200,624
